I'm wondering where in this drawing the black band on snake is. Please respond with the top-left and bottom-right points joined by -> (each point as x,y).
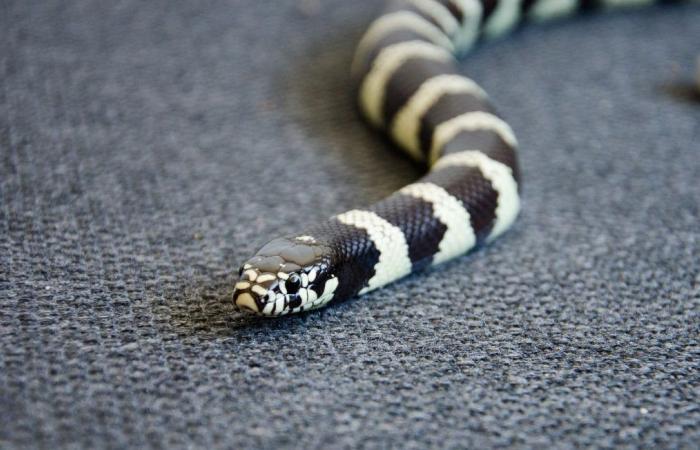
233,0 -> 699,316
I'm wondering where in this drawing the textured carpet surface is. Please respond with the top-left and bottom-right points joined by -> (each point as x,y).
1,1 -> 699,448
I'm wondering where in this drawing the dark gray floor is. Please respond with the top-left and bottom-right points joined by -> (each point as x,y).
1,1 -> 699,448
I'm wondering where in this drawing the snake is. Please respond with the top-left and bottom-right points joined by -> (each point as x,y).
232,0 -> 699,316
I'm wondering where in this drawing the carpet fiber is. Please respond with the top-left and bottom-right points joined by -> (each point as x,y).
1,1 -> 699,448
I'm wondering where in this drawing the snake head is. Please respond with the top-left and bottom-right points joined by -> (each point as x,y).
232,236 -> 339,316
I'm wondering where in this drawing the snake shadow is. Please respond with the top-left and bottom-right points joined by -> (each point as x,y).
281,21 -> 422,205
162,271 -> 347,339
659,81 -> 700,105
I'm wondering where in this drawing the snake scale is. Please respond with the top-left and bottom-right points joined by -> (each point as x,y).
233,0 -> 698,316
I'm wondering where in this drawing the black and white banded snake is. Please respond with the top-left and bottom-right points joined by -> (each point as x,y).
233,0 -> 699,316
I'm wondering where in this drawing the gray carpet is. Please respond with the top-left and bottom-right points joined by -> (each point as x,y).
1,0 -> 699,448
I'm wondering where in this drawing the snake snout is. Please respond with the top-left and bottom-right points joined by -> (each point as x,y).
233,266 -> 280,315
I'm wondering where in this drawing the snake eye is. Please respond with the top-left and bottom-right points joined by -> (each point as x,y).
286,273 -> 301,294
238,266 -> 244,277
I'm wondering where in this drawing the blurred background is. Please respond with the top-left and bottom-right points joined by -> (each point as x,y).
1,0 -> 699,448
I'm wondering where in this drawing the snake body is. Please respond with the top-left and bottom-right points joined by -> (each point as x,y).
233,0 -> 697,316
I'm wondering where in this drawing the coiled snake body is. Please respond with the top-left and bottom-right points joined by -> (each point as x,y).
233,0 -> 698,316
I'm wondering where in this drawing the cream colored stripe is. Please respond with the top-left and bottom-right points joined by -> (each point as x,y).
391,74 -> 487,161
451,0 -> 483,53
429,111 -> 518,165
400,182 -> 477,265
352,11 -> 454,76
483,0 -> 523,39
433,150 -> 520,241
335,210 -> 413,294
528,0 -> 578,22
359,41 -> 454,128
407,0 -> 461,37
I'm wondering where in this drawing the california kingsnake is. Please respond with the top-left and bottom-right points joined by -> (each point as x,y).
233,0 -> 698,316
